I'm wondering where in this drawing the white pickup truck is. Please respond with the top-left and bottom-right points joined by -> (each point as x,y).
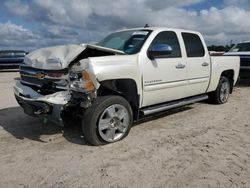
14,27 -> 240,145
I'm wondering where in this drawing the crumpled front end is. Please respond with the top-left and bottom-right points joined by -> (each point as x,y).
14,80 -> 71,126
14,43 -> 123,126
15,63 -> 99,126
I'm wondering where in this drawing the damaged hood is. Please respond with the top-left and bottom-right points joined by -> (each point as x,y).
23,44 -> 124,70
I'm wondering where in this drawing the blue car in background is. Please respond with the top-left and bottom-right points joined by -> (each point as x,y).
0,50 -> 27,70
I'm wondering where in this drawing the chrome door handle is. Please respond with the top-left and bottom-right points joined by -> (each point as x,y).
202,62 -> 209,66
175,63 -> 185,69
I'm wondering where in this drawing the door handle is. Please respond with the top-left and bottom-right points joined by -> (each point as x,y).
175,63 -> 185,69
202,62 -> 209,66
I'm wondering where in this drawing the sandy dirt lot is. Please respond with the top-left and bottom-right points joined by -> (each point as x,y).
0,72 -> 250,188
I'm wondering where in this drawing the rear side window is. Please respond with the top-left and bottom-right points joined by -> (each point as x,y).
182,33 -> 205,57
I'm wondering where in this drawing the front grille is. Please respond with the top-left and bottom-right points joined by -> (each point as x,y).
20,65 -> 69,94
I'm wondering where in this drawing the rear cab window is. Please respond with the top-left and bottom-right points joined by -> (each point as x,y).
182,33 -> 205,57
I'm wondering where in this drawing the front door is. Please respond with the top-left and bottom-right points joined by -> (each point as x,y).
142,31 -> 188,107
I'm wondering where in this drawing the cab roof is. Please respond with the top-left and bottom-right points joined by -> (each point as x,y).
116,27 -> 200,34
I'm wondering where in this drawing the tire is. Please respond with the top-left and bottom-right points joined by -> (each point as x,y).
210,76 -> 231,104
82,95 -> 133,146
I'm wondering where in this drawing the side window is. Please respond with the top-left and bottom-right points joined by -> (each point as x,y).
182,33 -> 205,57
149,31 -> 181,58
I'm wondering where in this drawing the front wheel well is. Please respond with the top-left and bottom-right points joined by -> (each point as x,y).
97,79 -> 140,120
221,70 -> 234,93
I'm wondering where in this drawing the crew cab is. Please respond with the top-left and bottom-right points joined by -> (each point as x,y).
224,41 -> 250,79
14,27 -> 240,145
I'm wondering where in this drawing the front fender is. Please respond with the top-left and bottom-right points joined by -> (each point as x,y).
88,55 -> 142,98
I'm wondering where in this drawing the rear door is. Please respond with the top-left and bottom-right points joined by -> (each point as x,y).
181,32 -> 210,96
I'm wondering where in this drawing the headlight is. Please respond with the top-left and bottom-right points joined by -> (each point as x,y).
70,70 -> 95,93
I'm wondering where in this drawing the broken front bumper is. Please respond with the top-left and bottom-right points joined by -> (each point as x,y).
14,81 -> 71,126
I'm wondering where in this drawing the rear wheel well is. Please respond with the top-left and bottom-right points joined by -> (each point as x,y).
97,79 -> 140,120
221,70 -> 234,93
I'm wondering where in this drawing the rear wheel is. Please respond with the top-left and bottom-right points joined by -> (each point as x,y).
82,96 -> 133,146
210,76 -> 231,104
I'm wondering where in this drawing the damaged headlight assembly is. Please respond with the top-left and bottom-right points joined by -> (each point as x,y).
69,70 -> 95,93
69,60 -> 98,108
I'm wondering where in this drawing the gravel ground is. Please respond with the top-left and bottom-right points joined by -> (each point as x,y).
0,72 -> 250,188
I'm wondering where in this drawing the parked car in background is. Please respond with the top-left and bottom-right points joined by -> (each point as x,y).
0,50 -> 27,70
224,41 -> 250,79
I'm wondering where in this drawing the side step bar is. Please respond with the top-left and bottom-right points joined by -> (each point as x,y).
141,94 -> 209,116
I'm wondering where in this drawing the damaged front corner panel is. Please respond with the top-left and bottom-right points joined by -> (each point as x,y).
14,81 -> 73,126
14,80 -> 71,105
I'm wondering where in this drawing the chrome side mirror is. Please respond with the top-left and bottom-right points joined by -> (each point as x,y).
148,44 -> 173,60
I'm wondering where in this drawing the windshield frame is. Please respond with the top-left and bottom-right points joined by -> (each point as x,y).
96,29 -> 152,55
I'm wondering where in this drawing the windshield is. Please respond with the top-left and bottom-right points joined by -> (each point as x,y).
229,42 -> 250,52
97,30 -> 151,54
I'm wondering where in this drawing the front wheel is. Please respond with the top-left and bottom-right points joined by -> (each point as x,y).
210,76 -> 231,104
82,96 -> 133,146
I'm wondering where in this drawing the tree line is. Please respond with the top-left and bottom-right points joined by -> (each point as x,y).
207,44 -> 235,52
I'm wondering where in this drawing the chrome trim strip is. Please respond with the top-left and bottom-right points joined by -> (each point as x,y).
144,80 -> 187,92
240,56 -> 250,59
188,77 -> 209,85
20,72 -> 68,80
144,76 -> 209,86
20,73 -> 45,79
21,80 -> 67,90
240,66 -> 250,70
20,65 -> 69,80
55,85 -> 68,90
0,63 -> 21,66
20,80 -> 42,87
20,69 -> 40,75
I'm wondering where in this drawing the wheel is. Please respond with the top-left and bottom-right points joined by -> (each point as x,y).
210,76 -> 231,104
82,95 -> 133,146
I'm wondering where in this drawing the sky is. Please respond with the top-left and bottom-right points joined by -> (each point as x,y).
1,0 -> 250,51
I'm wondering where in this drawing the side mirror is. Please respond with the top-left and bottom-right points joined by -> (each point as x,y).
148,44 -> 173,60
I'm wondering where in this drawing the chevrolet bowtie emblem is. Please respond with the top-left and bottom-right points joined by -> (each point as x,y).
35,73 -> 46,79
